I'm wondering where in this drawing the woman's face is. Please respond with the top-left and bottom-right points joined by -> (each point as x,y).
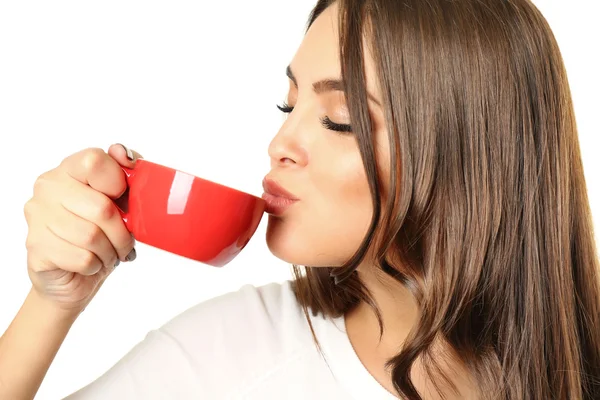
264,3 -> 390,267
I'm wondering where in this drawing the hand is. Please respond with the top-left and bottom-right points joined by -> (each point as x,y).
23,144 -> 143,313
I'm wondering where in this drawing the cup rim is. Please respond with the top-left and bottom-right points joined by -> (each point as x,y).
135,159 -> 265,201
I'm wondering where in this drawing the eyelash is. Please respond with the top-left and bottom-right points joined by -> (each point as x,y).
276,102 -> 353,134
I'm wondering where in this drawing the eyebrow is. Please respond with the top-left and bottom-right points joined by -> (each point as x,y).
286,65 -> 381,107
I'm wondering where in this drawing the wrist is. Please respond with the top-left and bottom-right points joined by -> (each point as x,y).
28,288 -> 83,324
0,287 -> 81,400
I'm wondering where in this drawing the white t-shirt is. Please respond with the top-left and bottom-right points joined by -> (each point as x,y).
64,281 -> 398,399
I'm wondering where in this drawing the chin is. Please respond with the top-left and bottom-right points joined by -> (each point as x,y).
265,215 -> 307,265
265,215 -> 348,267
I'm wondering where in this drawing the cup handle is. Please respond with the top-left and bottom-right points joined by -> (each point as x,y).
114,165 -> 135,233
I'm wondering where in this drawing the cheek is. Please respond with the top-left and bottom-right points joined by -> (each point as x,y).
266,140 -> 373,267
314,149 -> 370,215
319,149 -> 373,260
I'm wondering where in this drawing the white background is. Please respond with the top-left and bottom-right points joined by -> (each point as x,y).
0,1 -> 598,398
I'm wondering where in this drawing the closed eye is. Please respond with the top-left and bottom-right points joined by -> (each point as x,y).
276,102 -> 294,113
276,102 -> 353,134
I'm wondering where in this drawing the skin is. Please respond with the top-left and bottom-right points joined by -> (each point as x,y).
0,145 -> 140,399
0,3 -> 475,400
266,4 -> 476,399
265,4 -> 384,266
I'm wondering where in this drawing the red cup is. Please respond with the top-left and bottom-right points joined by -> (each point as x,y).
115,159 -> 266,267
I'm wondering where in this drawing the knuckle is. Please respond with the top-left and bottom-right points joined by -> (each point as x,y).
32,171 -> 53,195
92,196 -> 116,221
81,224 -> 104,247
27,254 -> 49,274
23,199 -> 35,220
79,250 -> 98,269
25,233 -> 37,251
80,148 -> 107,173
25,225 -> 46,252
78,250 -> 102,275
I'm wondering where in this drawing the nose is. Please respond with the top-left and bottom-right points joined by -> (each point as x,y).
268,115 -> 309,168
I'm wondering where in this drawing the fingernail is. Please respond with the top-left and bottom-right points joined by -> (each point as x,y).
116,143 -> 134,161
114,260 -> 120,268
126,248 -> 137,262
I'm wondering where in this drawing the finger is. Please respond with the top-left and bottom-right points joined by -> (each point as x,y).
60,178 -> 135,261
107,143 -> 143,168
45,204 -> 119,268
27,226 -> 105,276
61,147 -> 128,199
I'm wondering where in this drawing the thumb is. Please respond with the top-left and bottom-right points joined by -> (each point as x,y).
107,143 -> 144,168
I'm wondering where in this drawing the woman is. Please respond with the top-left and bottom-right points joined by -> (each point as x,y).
1,0 -> 599,399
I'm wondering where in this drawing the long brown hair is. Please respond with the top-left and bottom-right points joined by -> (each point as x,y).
291,0 -> 600,399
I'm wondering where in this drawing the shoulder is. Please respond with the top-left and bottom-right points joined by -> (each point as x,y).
63,281 -> 323,399
158,280 -> 316,369
160,280 -> 306,337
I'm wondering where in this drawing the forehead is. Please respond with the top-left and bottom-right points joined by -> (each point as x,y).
292,4 -> 340,81
289,3 -> 381,99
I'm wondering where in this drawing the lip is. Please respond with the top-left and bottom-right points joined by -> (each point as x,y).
262,178 -> 298,200
262,178 -> 299,215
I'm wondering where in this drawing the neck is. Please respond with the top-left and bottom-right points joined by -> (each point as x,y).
344,264 -> 476,399
345,264 -> 419,364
